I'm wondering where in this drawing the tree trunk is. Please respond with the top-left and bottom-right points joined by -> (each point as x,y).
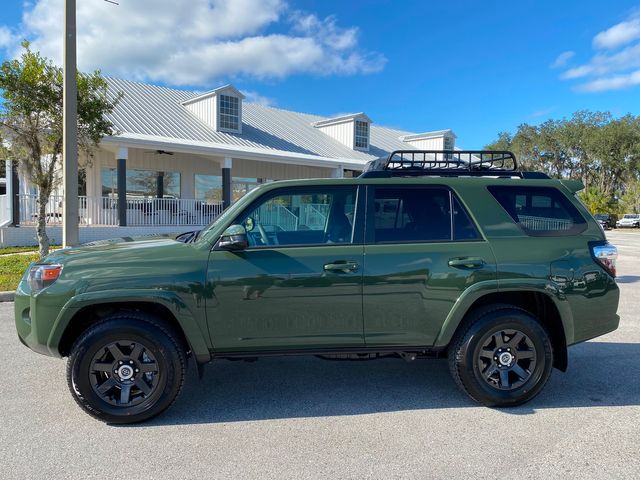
36,193 -> 50,258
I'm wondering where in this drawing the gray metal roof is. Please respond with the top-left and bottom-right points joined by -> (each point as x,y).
104,77 -> 437,165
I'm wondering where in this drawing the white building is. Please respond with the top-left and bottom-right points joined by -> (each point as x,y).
0,78 -> 456,246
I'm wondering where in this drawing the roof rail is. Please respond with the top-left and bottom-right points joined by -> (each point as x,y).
359,150 -> 547,179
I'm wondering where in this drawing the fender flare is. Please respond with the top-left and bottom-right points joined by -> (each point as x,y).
433,279 -> 574,348
47,289 -> 212,363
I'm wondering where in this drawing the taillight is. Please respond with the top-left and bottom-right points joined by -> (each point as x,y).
28,264 -> 63,292
590,242 -> 617,277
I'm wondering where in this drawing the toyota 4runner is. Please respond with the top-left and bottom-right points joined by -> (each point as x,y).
14,150 -> 620,423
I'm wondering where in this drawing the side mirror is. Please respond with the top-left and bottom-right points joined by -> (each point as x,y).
218,224 -> 249,250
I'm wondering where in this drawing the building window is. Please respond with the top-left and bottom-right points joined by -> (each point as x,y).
354,120 -> 369,150
219,95 -> 240,131
101,168 -> 181,198
195,174 -> 222,203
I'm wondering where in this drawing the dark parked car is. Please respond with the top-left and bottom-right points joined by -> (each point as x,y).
594,213 -> 617,230
15,150 -> 620,423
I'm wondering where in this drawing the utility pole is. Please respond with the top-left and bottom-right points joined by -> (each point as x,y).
62,0 -> 79,247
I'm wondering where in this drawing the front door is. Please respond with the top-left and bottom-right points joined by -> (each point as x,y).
363,185 -> 497,346
206,185 -> 364,352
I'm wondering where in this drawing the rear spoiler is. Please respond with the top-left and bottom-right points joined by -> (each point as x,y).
559,179 -> 584,194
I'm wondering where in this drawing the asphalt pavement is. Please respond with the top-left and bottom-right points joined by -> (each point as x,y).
0,230 -> 638,479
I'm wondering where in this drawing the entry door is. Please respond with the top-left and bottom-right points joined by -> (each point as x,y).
206,185 -> 365,352
363,185 -> 497,346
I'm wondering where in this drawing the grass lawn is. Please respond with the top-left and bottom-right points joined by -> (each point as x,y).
0,245 -> 61,255
0,246 -> 40,255
0,253 -> 39,291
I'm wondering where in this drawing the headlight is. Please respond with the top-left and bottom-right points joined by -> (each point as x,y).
28,264 -> 63,292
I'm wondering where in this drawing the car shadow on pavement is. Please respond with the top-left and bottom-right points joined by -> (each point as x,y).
138,341 -> 640,427
615,275 -> 640,284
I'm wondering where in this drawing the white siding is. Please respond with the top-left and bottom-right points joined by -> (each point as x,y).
404,134 -> 455,150
184,95 -> 218,130
316,121 -> 355,149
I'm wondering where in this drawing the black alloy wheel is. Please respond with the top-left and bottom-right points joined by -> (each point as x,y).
89,340 -> 160,407
476,329 -> 537,391
67,313 -> 186,424
448,305 -> 553,407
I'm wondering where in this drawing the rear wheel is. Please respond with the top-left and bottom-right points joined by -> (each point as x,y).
448,305 -> 553,407
67,313 -> 186,424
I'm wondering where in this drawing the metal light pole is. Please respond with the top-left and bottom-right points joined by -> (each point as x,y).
62,0 -> 79,247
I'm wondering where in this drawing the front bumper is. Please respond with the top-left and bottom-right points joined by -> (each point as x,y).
14,282 -> 71,358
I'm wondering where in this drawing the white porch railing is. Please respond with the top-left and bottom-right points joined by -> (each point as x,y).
17,194 -> 224,227
518,214 -> 572,231
0,194 -> 10,225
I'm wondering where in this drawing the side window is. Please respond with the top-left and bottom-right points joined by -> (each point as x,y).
237,187 -> 357,247
372,187 -> 452,243
487,186 -> 587,236
453,196 -> 481,240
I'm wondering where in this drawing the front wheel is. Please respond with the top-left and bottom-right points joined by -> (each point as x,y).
67,313 -> 186,423
448,305 -> 553,407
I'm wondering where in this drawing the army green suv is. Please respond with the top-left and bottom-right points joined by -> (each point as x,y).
14,151 -> 620,423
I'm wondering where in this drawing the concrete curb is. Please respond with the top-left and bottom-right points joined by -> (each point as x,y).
0,291 -> 15,302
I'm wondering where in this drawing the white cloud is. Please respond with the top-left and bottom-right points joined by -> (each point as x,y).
531,107 -> 555,118
0,0 -> 385,86
550,50 -> 574,68
0,26 -> 14,48
558,10 -> 640,92
242,90 -> 276,106
561,43 -> 640,79
576,69 -> 640,92
593,11 -> 640,49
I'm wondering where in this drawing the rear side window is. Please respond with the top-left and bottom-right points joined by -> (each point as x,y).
487,186 -> 586,236
371,186 -> 480,243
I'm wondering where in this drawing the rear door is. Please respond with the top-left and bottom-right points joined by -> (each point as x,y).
362,185 -> 496,347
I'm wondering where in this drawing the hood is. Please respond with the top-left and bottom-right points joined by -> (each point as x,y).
41,234 -> 194,267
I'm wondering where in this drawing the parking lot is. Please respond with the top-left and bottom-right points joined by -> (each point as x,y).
0,230 -> 638,480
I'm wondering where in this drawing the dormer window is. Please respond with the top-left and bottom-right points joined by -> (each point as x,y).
313,113 -> 372,151
182,85 -> 244,133
354,120 -> 369,150
219,94 -> 240,131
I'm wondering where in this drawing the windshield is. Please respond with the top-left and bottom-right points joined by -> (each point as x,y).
194,183 -> 267,244
193,203 -> 238,243
594,214 -> 608,220
623,214 -> 639,219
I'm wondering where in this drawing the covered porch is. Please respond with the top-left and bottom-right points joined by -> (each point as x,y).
10,141 -> 359,228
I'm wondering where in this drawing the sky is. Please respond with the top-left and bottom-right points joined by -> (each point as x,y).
1,0 -> 640,148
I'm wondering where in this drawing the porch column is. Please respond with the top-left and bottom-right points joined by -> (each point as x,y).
117,147 -> 128,226
10,161 -> 20,226
156,171 -> 164,198
331,164 -> 344,178
222,157 -> 232,209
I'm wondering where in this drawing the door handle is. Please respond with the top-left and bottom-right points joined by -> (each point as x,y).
323,261 -> 359,273
448,257 -> 485,269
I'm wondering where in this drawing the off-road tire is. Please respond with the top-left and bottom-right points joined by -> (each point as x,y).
448,304 -> 553,407
67,312 -> 186,424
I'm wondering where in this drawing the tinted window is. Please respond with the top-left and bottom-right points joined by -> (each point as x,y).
238,187 -> 357,247
371,187 -> 479,243
488,186 -> 586,236
453,196 -> 480,240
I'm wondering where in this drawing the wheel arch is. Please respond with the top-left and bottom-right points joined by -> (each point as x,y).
51,292 -> 212,364
436,287 -> 571,371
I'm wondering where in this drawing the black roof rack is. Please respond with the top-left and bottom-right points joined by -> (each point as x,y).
359,150 -> 549,179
